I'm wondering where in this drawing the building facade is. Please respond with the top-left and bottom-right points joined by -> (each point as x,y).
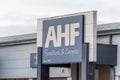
97,22 -> 120,80
0,14 -> 119,80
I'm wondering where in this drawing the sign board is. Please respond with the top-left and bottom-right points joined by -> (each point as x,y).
30,53 -> 37,68
38,15 -> 84,64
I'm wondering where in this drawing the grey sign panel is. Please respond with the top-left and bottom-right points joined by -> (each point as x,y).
42,15 -> 84,64
30,53 -> 37,68
97,44 -> 117,65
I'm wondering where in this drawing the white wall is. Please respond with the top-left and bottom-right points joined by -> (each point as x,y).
97,36 -> 110,44
50,67 -> 71,78
0,44 -> 37,79
115,76 -> 120,80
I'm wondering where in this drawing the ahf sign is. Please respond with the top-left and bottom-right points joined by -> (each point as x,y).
38,15 -> 84,64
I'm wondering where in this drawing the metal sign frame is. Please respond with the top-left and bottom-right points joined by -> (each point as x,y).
37,43 -> 91,80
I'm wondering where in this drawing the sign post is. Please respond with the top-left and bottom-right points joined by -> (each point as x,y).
81,43 -> 89,80
37,47 -> 49,80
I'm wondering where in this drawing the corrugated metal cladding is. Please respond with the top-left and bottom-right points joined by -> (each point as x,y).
0,43 -> 37,79
0,34 -> 71,79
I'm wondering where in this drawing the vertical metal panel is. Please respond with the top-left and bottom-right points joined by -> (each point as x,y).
109,34 -> 113,44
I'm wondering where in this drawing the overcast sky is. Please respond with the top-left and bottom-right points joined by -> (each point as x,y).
0,0 -> 120,37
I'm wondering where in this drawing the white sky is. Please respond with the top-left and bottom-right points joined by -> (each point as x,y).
0,0 -> 120,37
